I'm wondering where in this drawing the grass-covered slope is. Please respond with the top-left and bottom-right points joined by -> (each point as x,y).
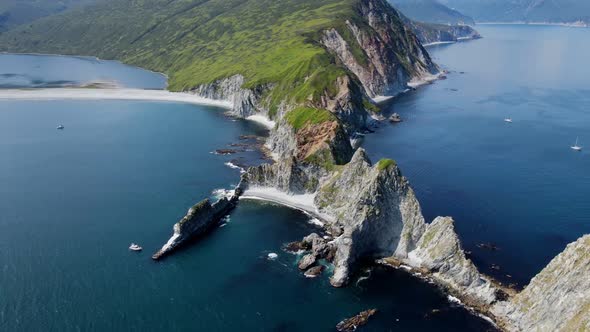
0,0 -> 436,165
0,0 -> 356,91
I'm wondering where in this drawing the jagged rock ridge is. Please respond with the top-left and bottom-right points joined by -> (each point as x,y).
492,235 -> 590,331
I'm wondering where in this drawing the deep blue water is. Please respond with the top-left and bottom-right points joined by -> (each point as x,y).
367,24 -> 590,287
0,56 -> 493,330
0,53 -> 167,89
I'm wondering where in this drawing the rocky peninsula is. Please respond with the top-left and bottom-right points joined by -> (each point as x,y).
4,0 -> 587,329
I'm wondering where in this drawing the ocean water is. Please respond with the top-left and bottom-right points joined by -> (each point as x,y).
366,24 -> 590,287
0,55 -> 493,330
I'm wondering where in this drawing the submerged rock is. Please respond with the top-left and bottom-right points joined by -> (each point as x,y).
284,241 -> 307,252
389,113 -> 402,123
336,309 -> 377,332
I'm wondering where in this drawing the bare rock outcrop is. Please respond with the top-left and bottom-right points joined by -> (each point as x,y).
315,148 -> 426,286
152,185 -> 244,260
492,235 -> 590,331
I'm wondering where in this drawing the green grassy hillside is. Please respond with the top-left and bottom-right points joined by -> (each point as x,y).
0,0 -> 357,92
0,0 -> 434,164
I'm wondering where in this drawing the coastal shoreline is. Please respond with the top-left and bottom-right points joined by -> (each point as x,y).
240,187 -> 334,224
0,88 -> 233,109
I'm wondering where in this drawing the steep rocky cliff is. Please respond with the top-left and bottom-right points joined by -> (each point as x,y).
408,21 -> 481,44
320,0 -> 438,98
257,148 -> 499,309
492,235 -> 590,331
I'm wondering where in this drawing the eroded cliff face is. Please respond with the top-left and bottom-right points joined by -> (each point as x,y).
405,20 -> 481,45
492,235 -> 590,331
189,0 -> 439,166
407,217 -> 498,305
312,149 -> 425,285
190,75 -> 271,118
321,0 -> 438,98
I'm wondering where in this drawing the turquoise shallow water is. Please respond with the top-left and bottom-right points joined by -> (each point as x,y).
365,24 -> 590,287
0,57 -> 493,330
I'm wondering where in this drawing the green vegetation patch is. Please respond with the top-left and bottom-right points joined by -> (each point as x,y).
363,98 -> 381,113
376,158 -> 396,171
285,107 -> 337,131
0,0 -> 358,93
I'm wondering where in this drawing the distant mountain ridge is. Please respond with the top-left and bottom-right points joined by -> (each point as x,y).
441,0 -> 590,24
0,0 -> 97,32
389,0 -> 475,25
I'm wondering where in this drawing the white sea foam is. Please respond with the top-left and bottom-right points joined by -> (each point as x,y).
240,187 -> 334,223
408,72 -> 443,89
447,295 -> 462,305
212,188 -> 234,200
372,95 -> 394,103
224,162 -> 245,173
422,41 -> 456,47
246,114 -> 276,129
0,88 -> 233,108
160,233 -> 180,252
400,264 -> 413,271
308,218 -> 324,227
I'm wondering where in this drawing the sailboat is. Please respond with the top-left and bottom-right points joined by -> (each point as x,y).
571,137 -> 582,151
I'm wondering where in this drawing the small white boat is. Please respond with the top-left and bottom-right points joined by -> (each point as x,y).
571,137 -> 582,151
267,252 -> 278,260
504,118 -> 512,123
129,243 -> 142,251
57,125 -> 65,130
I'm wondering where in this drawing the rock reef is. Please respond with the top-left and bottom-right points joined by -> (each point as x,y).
152,185 -> 244,260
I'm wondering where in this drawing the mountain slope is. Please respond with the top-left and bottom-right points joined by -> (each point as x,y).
441,0 -> 590,24
389,0 -> 475,25
0,0 -> 439,166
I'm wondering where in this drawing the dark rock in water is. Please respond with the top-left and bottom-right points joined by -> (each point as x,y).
388,113 -> 402,123
304,265 -> 325,278
152,183 -> 245,260
284,241 -> 307,252
298,254 -> 316,270
215,149 -> 240,155
477,242 -> 499,251
336,309 -> 377,332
